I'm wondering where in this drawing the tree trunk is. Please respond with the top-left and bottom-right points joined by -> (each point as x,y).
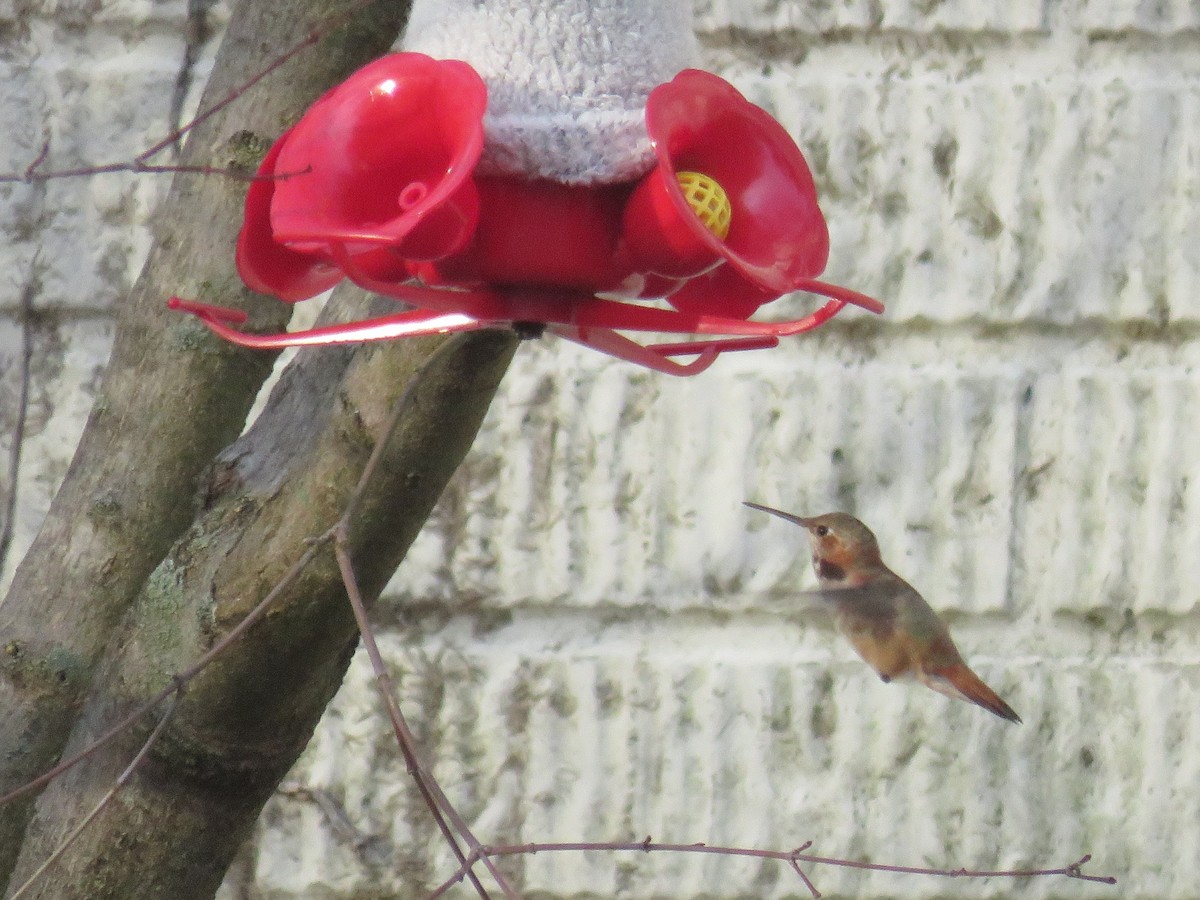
0,1 -> 519,895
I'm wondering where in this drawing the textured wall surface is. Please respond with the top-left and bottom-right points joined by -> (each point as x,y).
0,0 -> 224,585
1,1 -> 1196,898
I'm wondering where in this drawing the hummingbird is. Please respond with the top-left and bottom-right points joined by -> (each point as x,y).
744,501 -> 1021,724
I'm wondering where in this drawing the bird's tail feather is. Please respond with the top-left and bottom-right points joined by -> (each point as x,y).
926,664 -> 1022,724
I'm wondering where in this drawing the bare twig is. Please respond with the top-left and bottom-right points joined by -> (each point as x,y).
788,841 -> 821,899
332,336 -> 515,899
0,0 -> 386,187
335,542 -> 509,900
10,160 -> 256,184
426,839 -> 1118,899
134,0 -> 384,167
21,141 -> 49,182
277,782 -> 383,860
7,683 -> 183,899
0,534 -> 331,809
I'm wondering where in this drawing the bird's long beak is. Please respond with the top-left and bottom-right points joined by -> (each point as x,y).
743,501 -> 812,529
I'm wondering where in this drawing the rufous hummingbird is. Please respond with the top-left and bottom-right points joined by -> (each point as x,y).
744,501 -> 1021,724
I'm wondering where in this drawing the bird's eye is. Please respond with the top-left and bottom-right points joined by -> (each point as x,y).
815,525 -> 829,537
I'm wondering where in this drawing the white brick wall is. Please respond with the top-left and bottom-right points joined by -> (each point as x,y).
0,0 -> 225,582
2,1 -> 1194,897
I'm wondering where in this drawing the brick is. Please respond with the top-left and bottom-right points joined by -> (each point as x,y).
1077,0 -> 1200,33
1015,368 -> 1200,616
405,348 -> 1024,617
719,59 -> 1200,325
697,0 -> 1200,37
0,317 -> 112,591
694,0 -> 1048,34
2,1 -> 192,24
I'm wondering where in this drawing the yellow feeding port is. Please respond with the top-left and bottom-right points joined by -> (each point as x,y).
676,171 -> 731,241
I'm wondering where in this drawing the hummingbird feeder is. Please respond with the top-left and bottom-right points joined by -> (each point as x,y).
170,51 -> 882,375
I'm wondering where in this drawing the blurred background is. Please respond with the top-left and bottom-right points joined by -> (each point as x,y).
2,0 -> 1196,896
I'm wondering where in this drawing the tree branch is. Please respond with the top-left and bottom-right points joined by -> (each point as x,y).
0,0 -> 412,886
6,300 -> 518,896
7,686 -> 183,900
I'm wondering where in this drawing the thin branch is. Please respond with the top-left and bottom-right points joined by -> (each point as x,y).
0,533 -> 331,809
21,141 -> 49,182
788,841 -> 821,899
0,0 -> 385,186
331,336 -> 515,899
133,0 -> 384,166
8,684 -> 183,900
426,840 -> 1117,899
336,538 -> 520,899
277,783 -> 383,860
335,543 -> 509,900
12,161 -> 274,184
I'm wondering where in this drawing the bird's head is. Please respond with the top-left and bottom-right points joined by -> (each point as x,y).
744,503 -> 883,584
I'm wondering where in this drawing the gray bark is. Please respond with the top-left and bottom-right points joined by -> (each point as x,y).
0,1 -> 519,895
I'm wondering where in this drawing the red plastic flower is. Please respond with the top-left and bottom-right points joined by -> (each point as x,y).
236,52 -> 487,301
626,68 -> 832,318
